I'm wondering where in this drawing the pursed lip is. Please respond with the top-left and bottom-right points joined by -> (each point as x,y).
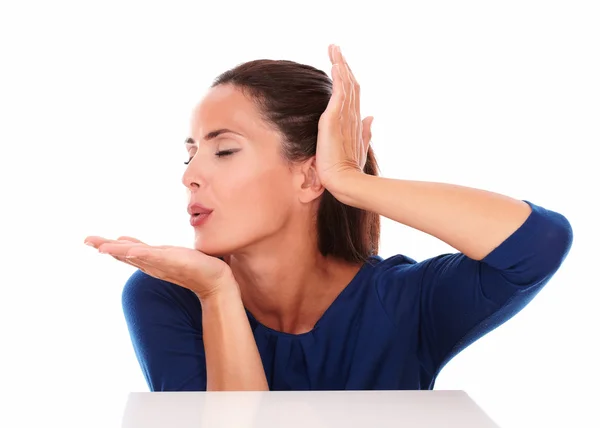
187,202 -> 213,216
190,211 -> 212,227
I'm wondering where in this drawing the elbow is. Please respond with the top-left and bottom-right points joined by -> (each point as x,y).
550,211 -> 573,264
121,269 -> 146,315
539,210 -> 573,277
480,202 -> 573,289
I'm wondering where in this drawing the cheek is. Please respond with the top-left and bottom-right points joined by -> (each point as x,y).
218,162 -> 294,220
195,164 -> 294,256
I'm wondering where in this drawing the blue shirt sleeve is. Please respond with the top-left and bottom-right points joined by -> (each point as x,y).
121,271 -> 207,391
376,200 -> 573,383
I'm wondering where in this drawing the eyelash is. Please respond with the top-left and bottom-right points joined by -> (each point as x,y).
184,150 -> 237,165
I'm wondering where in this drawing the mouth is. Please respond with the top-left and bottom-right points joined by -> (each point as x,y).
190,211 -> 212,227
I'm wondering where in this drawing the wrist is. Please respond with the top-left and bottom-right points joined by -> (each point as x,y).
325,171 -> 371,208
196,277 -> 241,308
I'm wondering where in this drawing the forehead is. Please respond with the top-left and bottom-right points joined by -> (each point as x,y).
190,84 -> 269,138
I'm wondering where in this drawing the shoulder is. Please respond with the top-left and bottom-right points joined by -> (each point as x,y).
122,269 -> 201,322
362,253 -> 428,297
122,269 -> 179,303
366,253 -> 432,283
366,252 -> 478,305
368,253 -> 418,268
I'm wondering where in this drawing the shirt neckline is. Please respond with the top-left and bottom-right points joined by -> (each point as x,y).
244,255 -> 382,338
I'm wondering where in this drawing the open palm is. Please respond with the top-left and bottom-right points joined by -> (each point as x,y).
84,235 -> 234,300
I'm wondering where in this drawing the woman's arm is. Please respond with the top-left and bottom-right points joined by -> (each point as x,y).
199,282 -> 269,391
327,173 -> 534,260
330,173 -> 573,378
122,270 -> 269,392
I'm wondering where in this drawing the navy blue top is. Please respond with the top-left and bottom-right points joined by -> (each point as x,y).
122,200 -> 572,391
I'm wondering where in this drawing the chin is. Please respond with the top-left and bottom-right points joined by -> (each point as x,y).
194,232 -> 258,259
193,236 -> 233,258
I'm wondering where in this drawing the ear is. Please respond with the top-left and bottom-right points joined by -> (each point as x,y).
294,156 -> 325,204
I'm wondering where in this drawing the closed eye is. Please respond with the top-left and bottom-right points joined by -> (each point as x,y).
183,149 -> 239,165
215,149 -> 238,158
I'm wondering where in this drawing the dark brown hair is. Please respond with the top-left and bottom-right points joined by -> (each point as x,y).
212,60 -> 380,264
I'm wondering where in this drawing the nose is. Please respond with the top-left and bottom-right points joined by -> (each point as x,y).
182,161 -> 203,190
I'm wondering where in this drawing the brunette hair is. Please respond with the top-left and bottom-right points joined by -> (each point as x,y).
212,60 -> 380,264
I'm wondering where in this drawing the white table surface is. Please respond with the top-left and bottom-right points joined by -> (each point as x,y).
121,390 -> 500,428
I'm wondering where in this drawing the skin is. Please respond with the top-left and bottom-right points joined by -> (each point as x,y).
182,82 -> 365,335
85,44 -> 533,390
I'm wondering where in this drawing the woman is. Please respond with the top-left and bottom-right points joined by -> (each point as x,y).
85,45 -> 573,392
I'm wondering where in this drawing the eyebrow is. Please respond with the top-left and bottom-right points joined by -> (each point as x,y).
185,129 -> 242,145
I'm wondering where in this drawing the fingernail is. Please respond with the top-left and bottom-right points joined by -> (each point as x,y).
84,241 -> 93,247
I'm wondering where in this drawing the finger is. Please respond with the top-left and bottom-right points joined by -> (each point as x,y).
96,241 -> 156,269
110,253 -> 152,269
334,47 -> 353,119
117,254 -> 155,272
335,47 -> 360,147
322,62 -> 345,122
86,240 -> 151,269
337,46 -> 360,116
341,52 -> 358,87
334,61 -> 352,142
346,66 -> 355,124
117,238 -> 172,250
124,246 -> 166,263
336,50 -> 359,151
362,116 -> 374,152
328,44 -> 335,63
84,236 -> 112,248
92,240 -> 178,282
347,70 -> 359,142
103,245 -> 167,273
123,247 -> 184,283
85,236 -> 142,249
336,47 -> 364,160
97,241 -> 147,258
117,236 -> 146,245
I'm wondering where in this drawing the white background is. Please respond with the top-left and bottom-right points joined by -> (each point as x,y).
1,1 -> 598,427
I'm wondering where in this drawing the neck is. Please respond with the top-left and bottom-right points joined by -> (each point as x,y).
225,224 -> 362,335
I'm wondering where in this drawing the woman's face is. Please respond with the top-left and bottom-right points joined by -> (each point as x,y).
183,84 -> 300,257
